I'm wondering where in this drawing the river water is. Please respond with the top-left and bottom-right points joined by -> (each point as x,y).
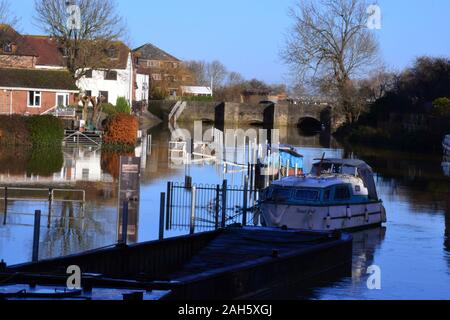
0,123 -> 449,300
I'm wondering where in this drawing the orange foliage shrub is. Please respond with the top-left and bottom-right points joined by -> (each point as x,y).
103,114 -> 139,146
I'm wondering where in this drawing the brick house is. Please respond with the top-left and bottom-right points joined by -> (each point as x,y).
133,43 -> 194,98
0,68 -> 78,115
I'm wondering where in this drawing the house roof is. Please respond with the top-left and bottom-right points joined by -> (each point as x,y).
0,24 -> 37,57
23,36 -> 131,70
0,68 -> 78,91
133,43 -> 180,62
22,36 -> 65,67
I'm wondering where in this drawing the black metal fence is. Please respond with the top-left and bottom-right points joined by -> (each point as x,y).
162,180 -> 261,234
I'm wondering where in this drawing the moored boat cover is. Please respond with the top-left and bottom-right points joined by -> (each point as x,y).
311,159 -> 379,200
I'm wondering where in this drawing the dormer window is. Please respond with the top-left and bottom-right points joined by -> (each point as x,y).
106,46 -> 118,59
3,42 -> 12,53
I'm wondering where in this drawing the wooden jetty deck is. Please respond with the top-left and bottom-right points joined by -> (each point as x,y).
3,227 -> 352,300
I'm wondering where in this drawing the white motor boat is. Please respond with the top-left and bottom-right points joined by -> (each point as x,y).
259,159 -> 387,231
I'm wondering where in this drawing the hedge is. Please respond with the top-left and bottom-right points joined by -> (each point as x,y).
0,115 -> 64,147
26,115 -> 65,146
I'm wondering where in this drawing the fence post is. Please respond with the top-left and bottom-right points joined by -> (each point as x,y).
3,187 -> 7,225
48,188 -> 53,228
190,186 -> 196,235
221,180 -> 228,228
166,182 -> 172,230
120,201 -> 129,245
215,185 -> 220,230
159,193 -> 166,241
242,176 -> 249,227
32,210 -> 41,262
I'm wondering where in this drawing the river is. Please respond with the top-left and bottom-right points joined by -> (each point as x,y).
0,123 -> 449,300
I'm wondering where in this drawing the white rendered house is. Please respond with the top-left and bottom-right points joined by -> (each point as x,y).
75,42 -> 149,107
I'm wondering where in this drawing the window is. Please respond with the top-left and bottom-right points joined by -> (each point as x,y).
85,90 -> 92,97
99,91 -> 109,103
56,93 -> 70,107
334,185 -> 351,201
148,60 -> 160,68
105,70 -> 118,81
323,189 -> 331,201
85,70 -> 93,78
295,189 -> 319,201
82,169 -> 90,181
268,188 -> 292,202
152,73 -> 162,81
3,41 -> 12,53
28,91 -> 41,108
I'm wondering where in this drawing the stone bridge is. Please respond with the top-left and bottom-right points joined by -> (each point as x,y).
154,99 -> 343,132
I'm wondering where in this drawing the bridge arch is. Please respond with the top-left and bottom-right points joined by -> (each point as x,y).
297,116 -> 323,135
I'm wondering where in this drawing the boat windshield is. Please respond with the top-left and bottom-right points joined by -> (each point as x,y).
268,188 -> 292,202
267,188 -> 320,202
294,189 -> 320,201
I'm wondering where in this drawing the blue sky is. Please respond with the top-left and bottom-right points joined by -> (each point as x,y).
9,0 -> 450,85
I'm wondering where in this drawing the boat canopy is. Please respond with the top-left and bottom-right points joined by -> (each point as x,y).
310,159 -> 379,200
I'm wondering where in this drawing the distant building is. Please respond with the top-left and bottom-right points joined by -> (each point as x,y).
181,86 -> 212,97
133,43 -> 194,98
0,24 -> 38,69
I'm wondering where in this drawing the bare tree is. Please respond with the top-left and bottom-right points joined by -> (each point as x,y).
185,60 -> 208,86
34,0 -> 126,80
185,60 -> 229,90
207,60 -> 228,90
282,0 -> 380,123
0,0 -> 18,26
227,71 -> 245,86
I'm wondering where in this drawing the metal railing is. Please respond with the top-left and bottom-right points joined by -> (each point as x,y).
161,179 -> 260,235
0,187 -> 86,226
64,130 -> 103,146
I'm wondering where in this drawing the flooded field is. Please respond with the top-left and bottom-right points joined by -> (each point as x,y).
0,123 -> 449,300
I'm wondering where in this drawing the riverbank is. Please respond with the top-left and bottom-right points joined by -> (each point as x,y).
334,123 -> 447,154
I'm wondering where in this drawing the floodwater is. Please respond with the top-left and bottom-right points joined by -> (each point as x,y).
0,122 -> 449,300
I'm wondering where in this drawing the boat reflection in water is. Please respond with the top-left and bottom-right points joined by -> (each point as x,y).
253,226 -> 386,300
443,155 -> 450,177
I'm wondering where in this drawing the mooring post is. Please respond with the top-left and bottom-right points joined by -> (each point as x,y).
120,201 -> 129,245
3,187 -> 7,225
190,186 -> 196,235
32,210 -> 41,262
215,185 -> 220,230
221,180 -> 228,228
159,193 -> 166,240
166,182 -> 172,230
242,176 -> 249,227
287,159 -> 290,177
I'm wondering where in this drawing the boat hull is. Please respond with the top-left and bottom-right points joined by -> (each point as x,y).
260,202 -> 387,232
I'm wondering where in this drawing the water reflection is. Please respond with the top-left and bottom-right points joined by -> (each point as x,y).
0,124 -> 450,299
